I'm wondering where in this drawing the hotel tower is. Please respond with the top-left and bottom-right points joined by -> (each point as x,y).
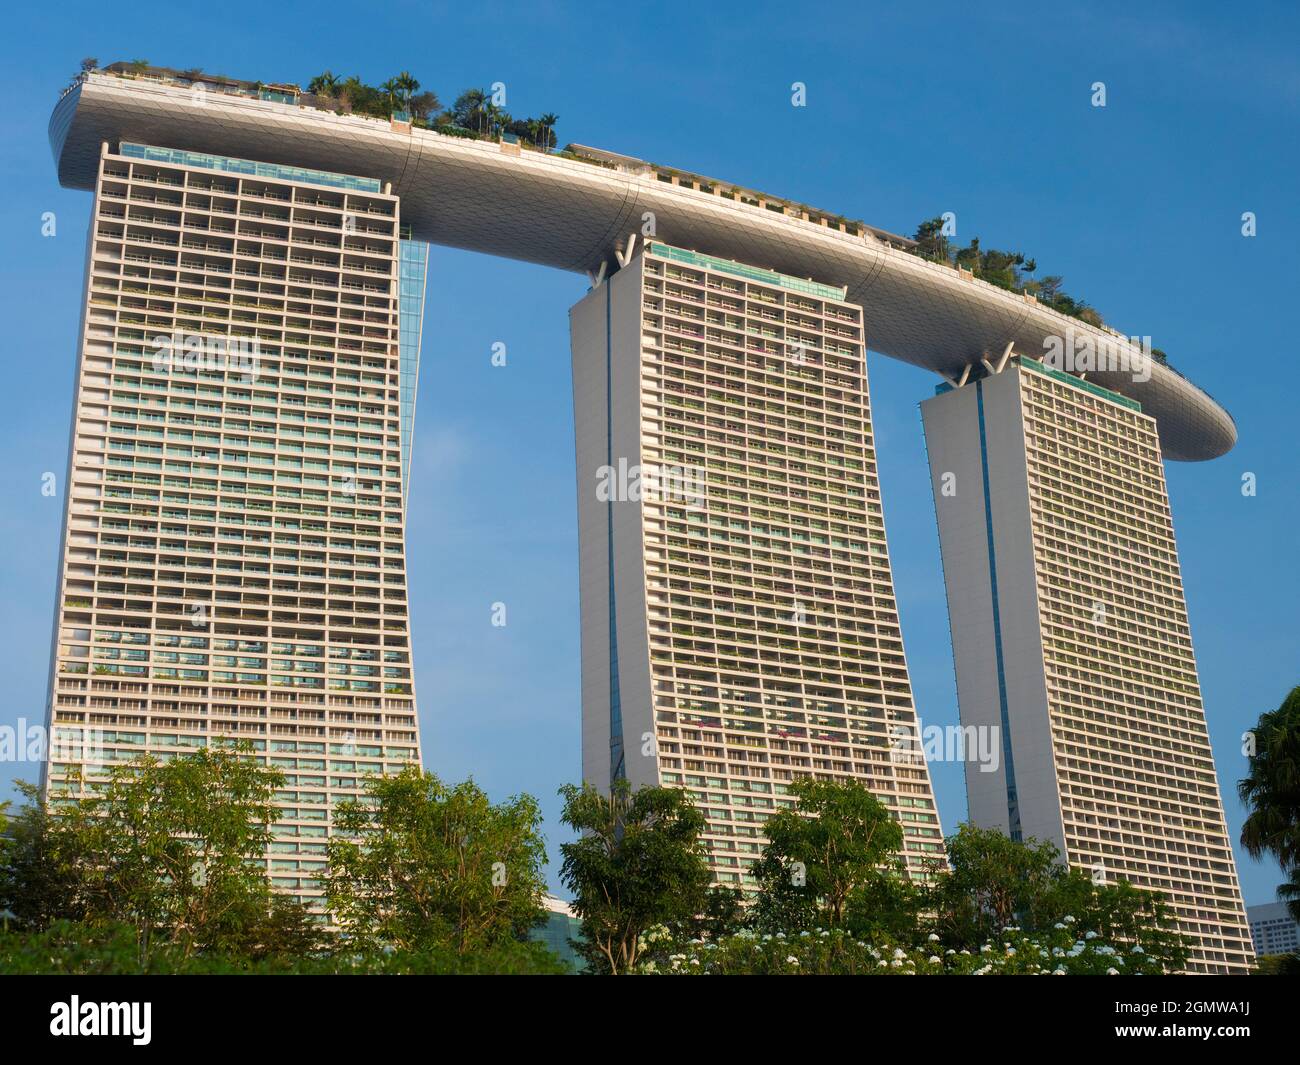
46,65 -> 1249,954
921,357 -> 1253,973
43,139 -> 426,906
572,243 -> 943,885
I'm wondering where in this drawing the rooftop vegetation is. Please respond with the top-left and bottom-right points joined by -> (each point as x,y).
910,216 -> 1168,363
69,60 -> 1174,370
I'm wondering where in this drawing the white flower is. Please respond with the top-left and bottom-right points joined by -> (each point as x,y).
1053,968 -> 1066,975
786,955 -> 799,965
927,933 -> 940,942
1106,967 -> 1120,975
1132,945 -> 1144,954
1063,915 -> 1076,924
1085,931 -> 1098,940
928,956 -> 941,964
1054,922 -> 1066,929
893,948 -> 906,959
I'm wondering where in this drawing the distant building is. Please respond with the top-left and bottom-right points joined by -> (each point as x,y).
532,896 -> 584,972
1247,902 -> 1300,957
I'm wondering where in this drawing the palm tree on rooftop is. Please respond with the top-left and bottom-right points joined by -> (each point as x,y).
455,87 -> 488,133
381,77 -> 402,114
308,70 -> 339,96
539,112 -> 559,150
394,71 -> 419,105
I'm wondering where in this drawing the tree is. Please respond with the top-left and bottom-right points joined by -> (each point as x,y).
538,112 -> 559,150
203,889 -> 327,963
325,766 -> 547,955
83,746 -> 282,963
409,91 -> 441,121
1035,274 -> 1065,302
954,235 -> 981,272
912,216 -> 950,263
308,70 -> 340,96
558,779 -> 712,974
0,746 -> 284,965
393,71 -> 420,105
926,823 -> 1188,971
1240,685 -> 1300,920
451,88 -> 489,133
80,57 -> 98,73
0,782 -> 96,930
751,777 -> 904,930
926,823 -> 1064,945
380,77 -> 403,112
845,862 -> 923,942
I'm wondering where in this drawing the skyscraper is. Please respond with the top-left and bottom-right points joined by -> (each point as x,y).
921,355 -> 1253,972
47,64 -> 1248,944
572,242 -> 943,886
43,138 -> 425,906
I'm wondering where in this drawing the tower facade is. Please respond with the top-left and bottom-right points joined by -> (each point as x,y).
43,141 -> 426,907
921,356 -> 1252,972
571,242 -> 943,886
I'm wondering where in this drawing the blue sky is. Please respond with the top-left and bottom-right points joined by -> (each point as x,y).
0,1 -> 1295,905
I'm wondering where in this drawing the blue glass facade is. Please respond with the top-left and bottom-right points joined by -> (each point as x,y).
398,239 -> 429,503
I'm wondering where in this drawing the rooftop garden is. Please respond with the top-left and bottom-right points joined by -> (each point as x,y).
67,59 -> 1180,377
72,59 -> 561,151
910,215 -> 1168,363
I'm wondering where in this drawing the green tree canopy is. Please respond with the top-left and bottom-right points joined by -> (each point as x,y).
1239,685 -> 1300,920
926,823 -> 1188,971
751,777 -> 905,931
558,779 -> 712,974
325,766 -> 547,954
0,745 -> 297,964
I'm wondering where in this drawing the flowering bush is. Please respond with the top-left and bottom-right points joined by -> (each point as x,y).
634,916 -> 1171,975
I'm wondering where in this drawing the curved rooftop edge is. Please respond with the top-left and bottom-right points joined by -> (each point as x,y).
50,72 -> 1236,461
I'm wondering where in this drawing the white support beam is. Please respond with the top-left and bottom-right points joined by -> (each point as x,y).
995,340 -> 1015,373
614,232 -> 638,268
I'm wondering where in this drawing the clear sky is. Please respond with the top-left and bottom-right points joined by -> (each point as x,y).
0,0 -> 1295,906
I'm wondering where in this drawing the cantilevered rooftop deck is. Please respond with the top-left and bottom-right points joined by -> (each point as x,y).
50,69 -> 1235,460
